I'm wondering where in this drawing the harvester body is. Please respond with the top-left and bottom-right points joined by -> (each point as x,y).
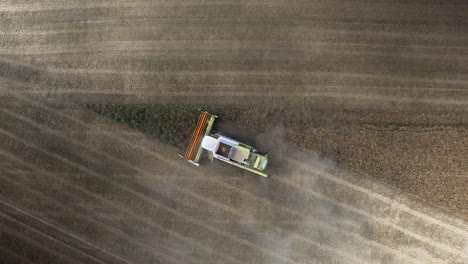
182,111 -> 269,177
202,134 -> 269,171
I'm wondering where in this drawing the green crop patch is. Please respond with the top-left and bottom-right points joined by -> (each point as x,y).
84,103 -> 246,150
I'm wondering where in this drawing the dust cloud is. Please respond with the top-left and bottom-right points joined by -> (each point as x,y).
248,126 -> 375,263
242,125 -> 467,263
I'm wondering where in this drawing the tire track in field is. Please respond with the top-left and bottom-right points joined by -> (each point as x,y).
3,194 -> 140,264
0,102 -> 371,264
40,83 -> 464,92
6,16 -> 464,30
1,0 -> 465,13
2,75 -> 465,110
4,56 -> 466,83
2,76 -> 466,113
0,161 -> 182,264
3,24 -> 467,48
2,42 -> 466,61
274,175 -> 466,258
1,2 -> 463,62
0,214 -> 82,264
45,69 -> 468,85
0,0 -> 197,12
7,79 -> 465,99
17,89 -> 468,107
3,76 -> 466,107
0,172 -> 193,264
2,1 -> 465,28
2,0 -> 333,13
1,59 -> 465,87
286,159 -> 468,237
1,58 -> 467,88
0,205 -> 111,264
9,95 -> 458,262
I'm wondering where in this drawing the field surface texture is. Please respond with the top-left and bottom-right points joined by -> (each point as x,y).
0,0 -> 467,263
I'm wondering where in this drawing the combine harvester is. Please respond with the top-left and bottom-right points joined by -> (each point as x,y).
182,111 -> 269,177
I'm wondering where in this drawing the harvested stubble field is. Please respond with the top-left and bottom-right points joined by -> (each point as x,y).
0,0 -> 467,263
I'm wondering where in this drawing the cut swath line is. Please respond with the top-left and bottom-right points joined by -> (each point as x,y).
0,0 -> 245,12
2,73 -> 466,99
2,40 -> 468,51
4,77 -> 467,94
0,211 -> 86,264
45,69 -> 468,85
0,174 -> 191,264
1,0 -> 465,12
17,89 -> 468,106
1,58 -> 467,85
287,159 -> 468,237
3,26 -> 467,49
275,176 -> 466,257
2,43 -> 467,61
0,200 -> 131,264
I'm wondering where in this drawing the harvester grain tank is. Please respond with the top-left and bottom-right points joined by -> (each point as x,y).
181,111 -> 269,177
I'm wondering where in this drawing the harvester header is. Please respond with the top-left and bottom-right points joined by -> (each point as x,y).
183,111 -> 216,165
